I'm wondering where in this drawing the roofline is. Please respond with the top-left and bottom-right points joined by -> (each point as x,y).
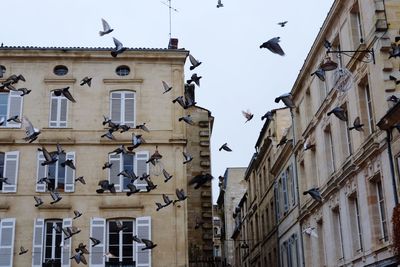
255,107 -> 289,149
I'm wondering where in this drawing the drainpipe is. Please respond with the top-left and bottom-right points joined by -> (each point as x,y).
386,129 -> 399,205
290,108 -> 306,267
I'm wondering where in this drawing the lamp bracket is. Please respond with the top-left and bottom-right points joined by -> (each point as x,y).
326,48 -> 375,64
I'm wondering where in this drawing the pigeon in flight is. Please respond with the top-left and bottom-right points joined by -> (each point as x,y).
16,87 -> 31,96
327,107 -> 347,121
126,183 -> 140,196
75,243 -> 89,255
111,37 -> 127,57
96,180 -> 116,194
216,0 -> 223,8
52,87 -> 76,102
80,76 -> 92,87
101,129 -> 116,140
0,176 -> 10,185
155,194 -> 172,211
90,237 -> 101,247
0,117 -> 5,126
102,116 -> 119,128
6,115 -> 21,123
189,173 -> 214,189
389,75 -> 400,85
75,176 -> 86,184
34,196 -> 44,207
50,190 -> 62,204
178,115 -> 195,125
116,220 -> 128,232
303,188 -> 322,202
131,235 -> 142,243
70,252 -> 87,265
348,117 -> 364,131
260,37 -> 285,56
155,202 -> 164,211
63,226 -> 81,240
118,170 -> 138,182
18,246 -> 29,255
242,110 -> 254,123
219,143 -> 232,152
39,146 -> 58,166
102,162 -> 113,170
303,227 -> 318,238
61,159 -> 76,170
186,73 -> 202,87
162,80 -> 173,94
99,18 -> 114,36
261,111 -> 274,121
135,123 -> 150,132
277,21 -> 288,27
73,210 -> 82,220
110,145 -> 128,155
184,83 -> 196,108
189,54 -> 202,70
5,74 -> 25,84
183,151 -> 193,164
23,117 -> 41,143
173,96 -> 188,109
174,188 -> 188,204
141,239 -> 157,250
118,124 -> 131,133
144,176 -> 157,192
311,68 -> 326,82
131,133 -> 145,149
162,169 -> 173,183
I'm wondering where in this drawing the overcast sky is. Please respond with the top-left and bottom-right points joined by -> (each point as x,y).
2,0 -> 334,203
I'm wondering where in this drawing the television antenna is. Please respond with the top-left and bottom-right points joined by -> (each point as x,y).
161,0 -> 178,39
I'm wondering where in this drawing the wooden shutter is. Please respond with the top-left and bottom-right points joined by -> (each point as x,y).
59,97 -> 67,127
282,172 -> 289,212
36,153 -> 46,192
134,151 -> 149,191
124,92 -> 135,127
32,218 -> 44,267
0,218 -> 15,267
274,182 -> 280,219
7,91 -> 22,128
109,153 -> 121,192
90,218 -> 105,267
61,218 -> 72,267
49,96 -> 59,127
136,216 -> 151,267
64,152 -> 75,192
110,92 -> 122,124
2,151 -> 19,193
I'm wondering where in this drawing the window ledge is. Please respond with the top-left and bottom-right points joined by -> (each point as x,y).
0,203 -> 10,211
103,78 -> 143,84
38,204 -> 72,210
43,78 -> 77,84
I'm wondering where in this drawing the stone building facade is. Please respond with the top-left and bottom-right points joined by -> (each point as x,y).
0,45 -> 212,267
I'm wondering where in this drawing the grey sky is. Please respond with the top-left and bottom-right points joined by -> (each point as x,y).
2,0 -> 334,202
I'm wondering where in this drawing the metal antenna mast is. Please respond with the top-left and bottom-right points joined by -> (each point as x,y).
161,0 -> 178,38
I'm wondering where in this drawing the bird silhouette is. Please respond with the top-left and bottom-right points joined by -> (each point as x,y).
16,87 -> 31,96
34,196 -> 44,207
135,123 -> 150,132
260,37 -> 285,56
73,210 -> 82,220
261,111 -> 274,121
75,176 -> 86,184
242,110 -> 254,123
219,143 -> 232,152
189,54 -> 202,70
111,37 -> 126,57
141,239 -> 157,250
311,68 -> 326,81
102,162 -> 113,170
80,76 -> 92,87
52,87 -> 76,102
90,237 -> 101,247
61,159 -> 76,170
183,151 -> 193,164
173,188 -> 188,204
275,93 -> 295,108
116,220 -> 128,232
303,188 -> 322,202
96,180 -> 116,194
186,73 -> 202,87
178,115 -> 195,125
348,117 -> 364,131
39,146 -> 58,166
389,75 -> 400,85
70,252 -> 87,265
126,183 -> 140,196
189,173 -> 214,189
50,190 -> 62,204
118,124 -> 131,133
23,117 -> 41,143
277,21 -> 288,27
99,18 -> 114,36
327,107 -> 347,121
162,169 -> 173,183
161,80 -> 173,94
216,0 -> 223,8
18,246 -> 29,255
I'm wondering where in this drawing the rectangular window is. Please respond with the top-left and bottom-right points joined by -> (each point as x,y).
49,92 -> 68,127
364,84 -> 374,134
44,220 -> 63,265
0,91 -> 23,128
287,164 -> 295,206
340,104 -> 352,158
324,126 -> 335,174
107,220 -> 135,264
0,218 -> 16,267
0,151 -> 19,193
0,153 -> 4,191
358,79 -> 374,135
350,4 -> 363,49
349,194 -> 363,254
376,180 -> 388,242
110,91 -> 135,127
332,207 -> 344,261
289,234 -> 299,267
316,220 -> 325,266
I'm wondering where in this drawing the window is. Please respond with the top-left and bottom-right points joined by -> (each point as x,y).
0,65 -> 5,78
286,164 -> 295,206
90,217 -> 151,267
110,91 -> 135,127
376,180 -> 388,242
324,125 -> 335,175
0,151 -> 19,193
332,207 -> 344,261
0,218 -> 16,267
214,245 -> 220,257
348,193 -> 363,254
0,91 -> 23,128
53,65 -> 68,76
32,218 -> 72,267
350,4 -> 364,48
116,65 -> 131,76
37,151 -> 75,192
316,220 -> 325,266
358,79 -> 374,135
340,104 -> 352,158
281,235 -> 300,267
109,151 -> 149,192
49,91 -> 68,127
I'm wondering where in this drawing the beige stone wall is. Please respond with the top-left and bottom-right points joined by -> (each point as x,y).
0,48 -> 194,266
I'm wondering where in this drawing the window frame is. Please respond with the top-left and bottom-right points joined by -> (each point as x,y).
106,219 -> 136,265
110,90 -> 136,127
49,92 -> 68,128
0,90 -> 23,128
43,219 -> 63,265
